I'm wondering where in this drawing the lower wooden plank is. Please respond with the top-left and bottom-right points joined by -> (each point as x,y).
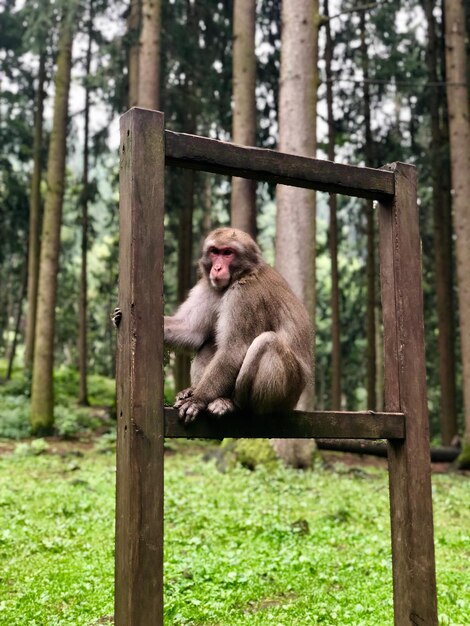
164,407 -> 405,440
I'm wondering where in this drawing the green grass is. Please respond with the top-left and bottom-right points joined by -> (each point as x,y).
0,442 -> 468,625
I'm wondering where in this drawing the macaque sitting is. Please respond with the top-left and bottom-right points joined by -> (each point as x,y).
165,227 -> 313,423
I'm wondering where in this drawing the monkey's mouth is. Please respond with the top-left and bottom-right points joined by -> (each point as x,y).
210,276 -> 230,290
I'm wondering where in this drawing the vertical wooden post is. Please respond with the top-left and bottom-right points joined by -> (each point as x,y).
379,162 -> 438,625
115,108 -> 165,626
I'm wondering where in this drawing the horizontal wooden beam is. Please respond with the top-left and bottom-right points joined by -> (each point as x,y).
164,130 -> 395,200
164,408 -> 405,440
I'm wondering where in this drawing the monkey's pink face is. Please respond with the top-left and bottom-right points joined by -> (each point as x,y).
208,246 -> 235,290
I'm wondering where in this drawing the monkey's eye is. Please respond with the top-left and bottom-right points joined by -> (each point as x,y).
222,248 -> 234,256
208,247 -> 219,256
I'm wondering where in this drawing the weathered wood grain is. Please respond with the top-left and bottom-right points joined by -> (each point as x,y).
378,163 -> 438,625
164,407 -> 405,440
114,109 -> 438,626
165,129 -> 395,200
115,108 -> 165,626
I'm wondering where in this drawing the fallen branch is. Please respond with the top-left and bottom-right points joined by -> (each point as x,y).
316,439 -> 460,463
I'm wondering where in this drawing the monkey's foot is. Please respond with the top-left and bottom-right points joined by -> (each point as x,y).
177,397 -> 206,424
174,387 -> 194,407
207,397 -> 235,416
111,307 -> 122,328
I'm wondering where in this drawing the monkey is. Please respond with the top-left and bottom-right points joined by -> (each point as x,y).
163,227 -> 313,424
112,228 -> 313,423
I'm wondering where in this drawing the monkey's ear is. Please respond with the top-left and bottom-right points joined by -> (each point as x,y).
111,307 -> 122,328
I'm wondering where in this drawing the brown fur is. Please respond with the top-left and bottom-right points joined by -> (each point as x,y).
164,228 -> 313,423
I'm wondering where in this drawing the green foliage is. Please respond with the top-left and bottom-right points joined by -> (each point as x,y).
0,367 -> 115,439
315,194 -> 371,410
222,437 -> 280,470
0,448 -> 115,625
53,367 -> 115,408
14,437 -> 49,456
0,0 -> 466,445
165,457 -> 395,625
0,394 -> 31,439
456,442 -> 470,470
0,445 -> 468,624
54,405 -> 103,438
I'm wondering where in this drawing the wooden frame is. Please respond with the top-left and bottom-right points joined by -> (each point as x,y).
116,108 -> 438,626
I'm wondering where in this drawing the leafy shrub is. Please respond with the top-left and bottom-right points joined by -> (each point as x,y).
87,373 -> 116,407
0,367 -> 117,441
14,438 -> 49,456
54,405 -> 103,438
95,430 -> 116,454
0,395 -> 31,439
0,376 -> 31,398
53,366 -> 80,403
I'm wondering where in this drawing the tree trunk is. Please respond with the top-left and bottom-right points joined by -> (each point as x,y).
138,0 -> 161,110
202,174 -> 213,236
128,0 -> 141,108
174,0 -> 197,393
375,304 -> 384,411
360,10 -> 376,410
30,10 -> 75,433
6,269 -> 27,380
272,0 -> 319,468
79,0 -> 94,407
422,0 -> 458,444
444,0 -> 470,461
366,201 -> 376,409
230,0 -> 257,238
174,168 -> 194,392
24,50 -> 46,372
324,0 -> 341,410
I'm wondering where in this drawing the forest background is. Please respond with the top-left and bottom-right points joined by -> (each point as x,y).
0,0 -> 470,465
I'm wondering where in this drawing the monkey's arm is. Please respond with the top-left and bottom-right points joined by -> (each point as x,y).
164,280 -> 219,351
176,345 -> 246,422
177,289 -> 257,422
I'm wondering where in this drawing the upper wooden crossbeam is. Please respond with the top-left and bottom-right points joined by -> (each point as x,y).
164,407 -> 405,440
165,130 -> 395,200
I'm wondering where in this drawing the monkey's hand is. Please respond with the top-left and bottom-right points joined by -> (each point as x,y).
207,397 -> 235,416
174,387 -> 194,406
176,396 -> 206,424
111,307 -> 122,328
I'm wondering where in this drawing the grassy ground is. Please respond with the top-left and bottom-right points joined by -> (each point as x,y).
0,440 -> 468,625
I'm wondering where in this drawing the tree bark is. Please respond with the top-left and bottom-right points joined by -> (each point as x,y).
423,0 -> 457,445
366,200 -> 376,409
174,168 -> 194,392
273,0 -> 319,468
127,0 -> 141,108
138,0 -> 161,110
173,0 -> 197,393
202,174 -> 213,236
230,0 -> 257,238
30,10 -> 75,433
6,269 -> 27,380
24,50 -> 46,372
324,0 -> 341,410
444,0 -> 470,457
423,0 -> 457,444
375,303 -> 384,410
79,0 -> 93,407
360,10 -> 376,410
